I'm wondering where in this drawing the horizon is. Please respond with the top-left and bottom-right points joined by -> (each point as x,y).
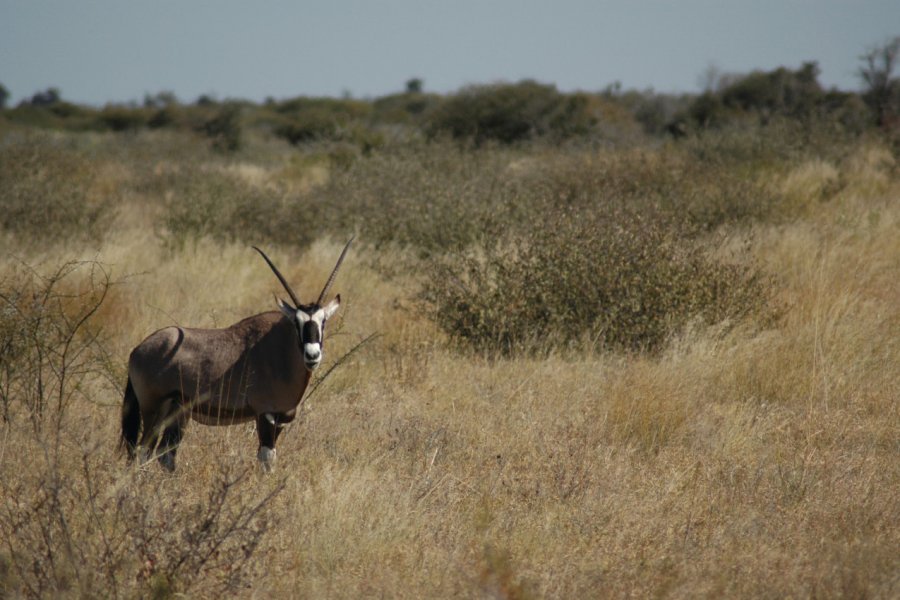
1,1 -> 898,107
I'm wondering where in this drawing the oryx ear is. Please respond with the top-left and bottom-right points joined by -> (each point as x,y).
323,294 -> 341,319
277,298 -> 296,319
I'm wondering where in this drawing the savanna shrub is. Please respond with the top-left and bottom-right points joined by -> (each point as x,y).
199,104 -> 242,152
273,97 -> 372,145
147,105 -> 180,129
720,62 -> 822,118
97,105 -> 148,132
0,259 -> 115,430
507,147 -> 784,230
317,139 -> 787,260
422,206 -> 771,355
372,91 -> 441,125
0,458 -> 281,598
674,62 -> 874,139
426,80 -> 596,145
0,136 -> 113,243
158,168 -> 317,250
316,143 -> 522,254
275,109 -> 340,144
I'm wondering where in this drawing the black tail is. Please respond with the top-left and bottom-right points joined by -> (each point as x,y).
121,377 -> 141,461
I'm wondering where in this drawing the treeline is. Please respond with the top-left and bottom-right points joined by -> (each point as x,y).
1,38 -> 898,152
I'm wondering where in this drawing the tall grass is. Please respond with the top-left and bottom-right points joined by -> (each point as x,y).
0,127 -> 897,597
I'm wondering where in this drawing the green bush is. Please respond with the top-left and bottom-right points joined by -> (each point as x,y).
372,91 -> 442,124
158,168 -> 317,250
316,136 -> 789,262
272,97 -> 372,145
97,105 -> 148,131
674,62 -> 871,137
0,136 -> 113,243
147,105 -> 181,129
422,206 -> 771,355
3,103 -> 98,131
426,80 -> 596,145
720,62 -> 822,118
508,146 -> 783,231
198,104 -> 242,152
275,108 -> 340,144
315,143 -> 521,254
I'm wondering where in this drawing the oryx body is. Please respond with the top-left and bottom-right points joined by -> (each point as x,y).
121,240 -> 351,472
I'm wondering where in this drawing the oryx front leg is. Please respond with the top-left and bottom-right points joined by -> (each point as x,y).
256,412 -> 287,473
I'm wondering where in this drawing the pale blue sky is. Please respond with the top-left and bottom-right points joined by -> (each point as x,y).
1,1 -> 897,105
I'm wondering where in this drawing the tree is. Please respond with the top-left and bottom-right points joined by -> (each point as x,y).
859,36 -> 900,129
0,83 -> 9,109
674,62 -> 829,131
30,88 -> 60,106
143,91 -> 178,108
200,104 -> 242,152
405,78 -> 423,94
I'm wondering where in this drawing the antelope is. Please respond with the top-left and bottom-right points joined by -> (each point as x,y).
120,239 -> 352,472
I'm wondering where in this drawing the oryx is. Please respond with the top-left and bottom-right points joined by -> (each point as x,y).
120,239 -> 352,472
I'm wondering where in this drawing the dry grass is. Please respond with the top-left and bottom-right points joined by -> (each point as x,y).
0,132 -> 897,598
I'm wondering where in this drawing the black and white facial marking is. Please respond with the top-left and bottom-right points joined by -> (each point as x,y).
279,296 -> 341,370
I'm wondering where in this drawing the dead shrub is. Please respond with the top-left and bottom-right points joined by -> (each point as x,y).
0,259 -> 116,431
0,446 -> 283,598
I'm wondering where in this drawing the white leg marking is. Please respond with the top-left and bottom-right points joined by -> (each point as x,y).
257,446 -> 277,473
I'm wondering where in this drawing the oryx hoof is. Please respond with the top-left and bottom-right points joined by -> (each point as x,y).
158,452 -> 176,473
257,446 -> 277,473
136,446 -> 151,465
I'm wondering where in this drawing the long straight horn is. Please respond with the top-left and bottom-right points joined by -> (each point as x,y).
252,246 -> 302,308
317,236 -> 354,305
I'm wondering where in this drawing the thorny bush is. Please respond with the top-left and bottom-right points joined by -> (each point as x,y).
0,136 -> 114,244
0,259 -> 116,431
422,206 -> 773,355
157,167 -> 320,251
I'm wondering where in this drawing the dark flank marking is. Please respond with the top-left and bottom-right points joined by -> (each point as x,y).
190,401 -> 257,423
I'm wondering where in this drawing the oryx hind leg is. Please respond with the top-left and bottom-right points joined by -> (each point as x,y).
137,393 -> 184,471
157,394 -> 187,472
121,377 -> 141,462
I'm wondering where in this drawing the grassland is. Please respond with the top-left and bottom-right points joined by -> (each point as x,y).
0,123 -> 897,598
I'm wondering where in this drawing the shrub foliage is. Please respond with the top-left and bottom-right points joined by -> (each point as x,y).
426,80 -> 596,145
0,137 -> 113,243
158,168 -> 318,250
422,206 -> 771,355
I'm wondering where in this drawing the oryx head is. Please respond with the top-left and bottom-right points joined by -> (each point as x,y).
253,238 -> 353,371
